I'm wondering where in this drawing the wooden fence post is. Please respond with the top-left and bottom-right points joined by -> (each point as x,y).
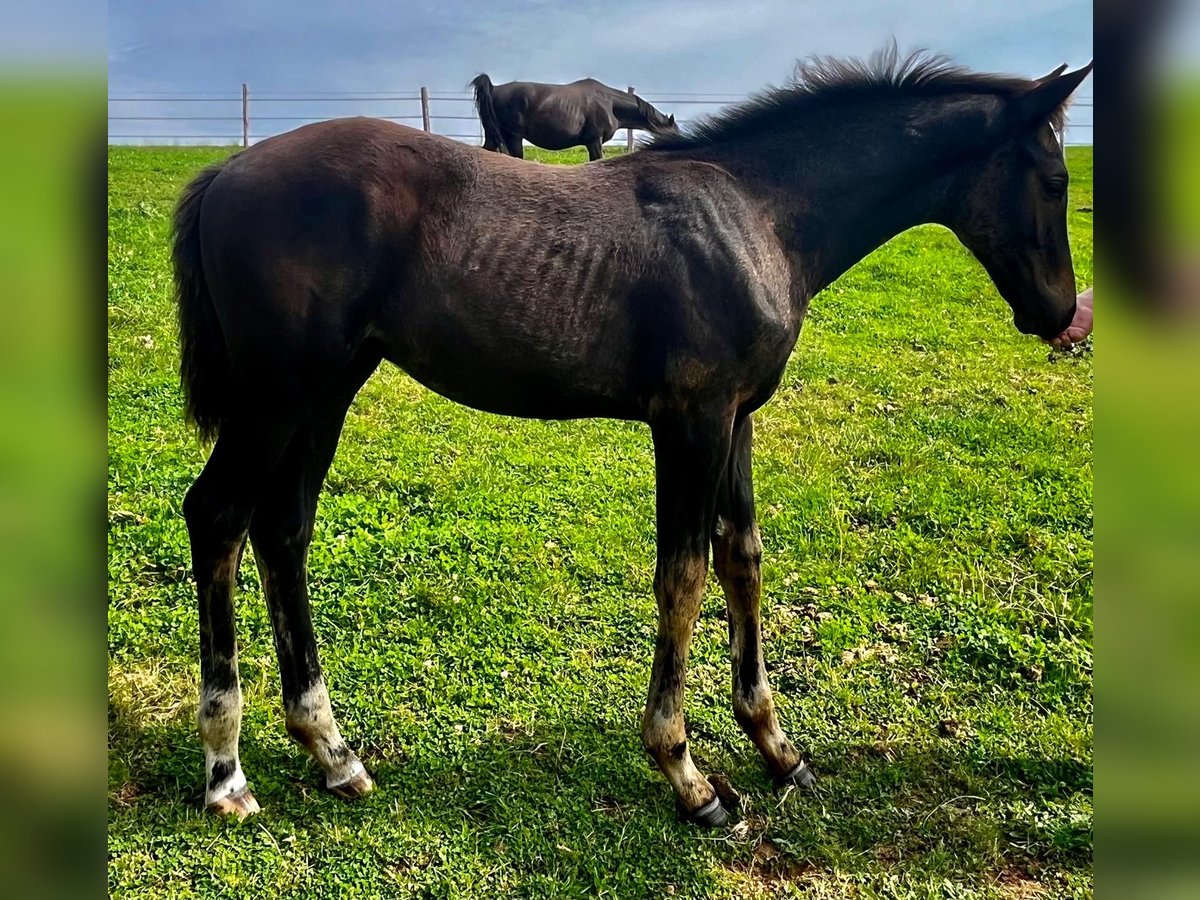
241,83 -> 249,148
420,87 -> 431,132
627,86 -> 635,153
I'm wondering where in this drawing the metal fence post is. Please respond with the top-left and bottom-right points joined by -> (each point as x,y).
627,86 -> 635,153
420,87 -> 431,132
241,83 -> 249,148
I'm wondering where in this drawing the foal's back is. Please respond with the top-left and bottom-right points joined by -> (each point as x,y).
198,118 -> 793,420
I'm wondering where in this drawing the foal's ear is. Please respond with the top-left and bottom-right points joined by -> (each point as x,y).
1013,62 -> 1093,133
1034,63 -> 1069,84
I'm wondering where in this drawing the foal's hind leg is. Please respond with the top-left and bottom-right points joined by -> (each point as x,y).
184,422 -> 295,817
248,407 -> 375,800
642,406 -> 735,826
712,416 -> 814,789
247,352 -> 379,797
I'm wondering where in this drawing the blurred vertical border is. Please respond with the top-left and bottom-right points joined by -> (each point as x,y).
0,1 -> 106,897
1096,1 -> 1200,898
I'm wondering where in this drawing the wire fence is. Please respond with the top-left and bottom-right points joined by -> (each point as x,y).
107,86 -> 1094,148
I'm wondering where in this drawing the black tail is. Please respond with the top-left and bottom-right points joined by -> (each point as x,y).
471,73 -> 506,152
172,157 -> 233,443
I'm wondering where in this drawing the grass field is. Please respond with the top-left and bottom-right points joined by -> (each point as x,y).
108,143 -> 1092,899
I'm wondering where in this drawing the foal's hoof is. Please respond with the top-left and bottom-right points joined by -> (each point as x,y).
207,786 -> 261,819
681,792 -> 731,828
774,760 -> 817,791
328,767 -> 375,801
678,777 -> 739,828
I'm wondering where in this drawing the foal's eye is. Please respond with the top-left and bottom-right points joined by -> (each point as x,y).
1043,176 -> 1068,199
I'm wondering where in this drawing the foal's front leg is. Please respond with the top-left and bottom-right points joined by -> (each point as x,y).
712,416 -> 814,788
642,410 -> 734,826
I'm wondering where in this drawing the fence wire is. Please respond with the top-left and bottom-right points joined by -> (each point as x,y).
107,89 -> 1093,147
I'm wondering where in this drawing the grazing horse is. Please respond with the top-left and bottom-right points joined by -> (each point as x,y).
173,50 -> 1091,826
471,74 -> 677,160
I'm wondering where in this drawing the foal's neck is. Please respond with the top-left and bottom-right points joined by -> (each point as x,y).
681,109 -> 965,299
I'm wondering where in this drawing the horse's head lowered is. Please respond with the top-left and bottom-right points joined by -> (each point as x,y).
944,63 -> 1092,340
636,96 -> 678,134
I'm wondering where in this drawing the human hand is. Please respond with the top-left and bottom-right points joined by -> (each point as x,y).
1047,287 -> 1093,348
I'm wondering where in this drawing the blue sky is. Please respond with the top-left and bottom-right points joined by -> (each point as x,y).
107,0 -> 1097,145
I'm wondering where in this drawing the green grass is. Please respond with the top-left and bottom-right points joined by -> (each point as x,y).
108,144 -> 1092,899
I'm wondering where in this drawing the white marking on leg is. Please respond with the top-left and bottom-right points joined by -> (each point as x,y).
644,710 -> 710,811
326,756 -> 366,789
287,680 -> 364,788
205,764 -> 247,803
198,682 -> 246,805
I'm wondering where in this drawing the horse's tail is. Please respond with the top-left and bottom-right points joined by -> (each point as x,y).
471,73 -> 505,151
173,157 -> 233,443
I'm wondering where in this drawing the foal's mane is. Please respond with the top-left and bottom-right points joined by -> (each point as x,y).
647,46 -> 1065,151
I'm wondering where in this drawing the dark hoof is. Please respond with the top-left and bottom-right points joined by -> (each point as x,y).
681,792 -> 730,828
207,786 -> 261,819
774,760 -> 817,790
328,767 -> 375,800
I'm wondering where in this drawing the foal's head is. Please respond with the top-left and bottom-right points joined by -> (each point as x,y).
942,64 -> 1092,340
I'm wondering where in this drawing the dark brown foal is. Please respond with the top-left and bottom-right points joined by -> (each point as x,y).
174,52 -> 1091,825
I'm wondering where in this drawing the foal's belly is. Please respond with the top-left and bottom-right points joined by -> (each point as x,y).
373,291 -> 640,421
389,351 -> 637,420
